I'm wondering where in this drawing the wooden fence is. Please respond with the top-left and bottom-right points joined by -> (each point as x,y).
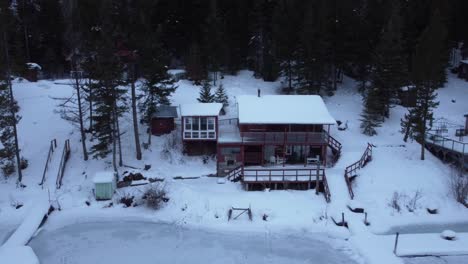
344,143 -> 374,199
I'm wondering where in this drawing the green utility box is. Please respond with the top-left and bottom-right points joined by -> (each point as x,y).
93,172 -> 116,200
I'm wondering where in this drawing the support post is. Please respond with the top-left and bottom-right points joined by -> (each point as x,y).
393,232 -> 399,255
315,155 -> 320,194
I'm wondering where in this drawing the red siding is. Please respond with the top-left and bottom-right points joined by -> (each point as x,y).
151,118 -> 175,135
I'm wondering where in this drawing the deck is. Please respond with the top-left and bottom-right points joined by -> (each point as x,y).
226,165 -> 331,202
425,132 -> 468,169
218,118 -> 328,145
242,165 -> 325,182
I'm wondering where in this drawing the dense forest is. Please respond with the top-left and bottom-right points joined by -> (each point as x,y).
0,0 -> 467,179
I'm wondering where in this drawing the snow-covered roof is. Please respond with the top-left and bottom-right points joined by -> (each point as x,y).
180,103 -> 223,117
167,69 -> 186,75
93,172 -> 115,184
237,95 -> 336,125
26,62 -> 41,70
153,105 -> 178,118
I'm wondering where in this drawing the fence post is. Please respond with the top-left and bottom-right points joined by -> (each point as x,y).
393,232 -> 399,255
315,155 -> 320,195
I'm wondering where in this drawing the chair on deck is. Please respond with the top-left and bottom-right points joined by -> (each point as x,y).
306,156 -> 320,166
276,156 -> 286,165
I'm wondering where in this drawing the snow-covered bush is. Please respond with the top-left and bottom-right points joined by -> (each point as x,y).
1,160 -> 15,176
450,170 -> 468,207
388,192 -> 403,213
441,230 -> 457,240
405,190 -> 423,212
20,157 -> 28,170
142,183 -> 168,210
161,132 -> 182,163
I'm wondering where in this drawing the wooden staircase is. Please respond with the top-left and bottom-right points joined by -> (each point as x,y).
56,139 -> 71,189
344,143 -> 374,199
324,132 -> 342,165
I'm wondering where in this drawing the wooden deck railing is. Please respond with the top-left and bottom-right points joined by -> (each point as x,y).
39,139 -> 57,187
344,143 -> 374,199
242,167 -> 325,183
240,131 -> 327,145
56,139 -> 71,189
425,132 -> 467,155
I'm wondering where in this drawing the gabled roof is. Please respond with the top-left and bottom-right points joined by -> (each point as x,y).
237,95 -> 336,125
180,103 -> 223,117
153,105 -> 178,118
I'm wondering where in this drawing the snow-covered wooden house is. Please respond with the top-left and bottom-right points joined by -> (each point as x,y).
180,103 -> 223,155
216,95 -> 339,176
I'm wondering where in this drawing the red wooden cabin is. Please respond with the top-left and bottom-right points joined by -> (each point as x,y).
151,105 -> 178,136
216,95 -> 337,176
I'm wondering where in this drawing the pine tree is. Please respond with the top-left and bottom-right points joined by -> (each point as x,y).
401,9 -> 446,160
204,0 -> 227,85
197,80 -> 215,103
0,4 -> 24,182
360,87 -> 384,136
214,84 -> 229,107
139,36 -> 177,145
369,2 -> 408,119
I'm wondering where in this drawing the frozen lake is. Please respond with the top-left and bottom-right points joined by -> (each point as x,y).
29,221 -> 358,264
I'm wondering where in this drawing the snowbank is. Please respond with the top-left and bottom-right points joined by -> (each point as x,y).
0,246 -> 40,264
3,195 -> 49,247
396,232 -> 468,257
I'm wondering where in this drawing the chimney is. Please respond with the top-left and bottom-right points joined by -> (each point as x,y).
257,89 -> 261,97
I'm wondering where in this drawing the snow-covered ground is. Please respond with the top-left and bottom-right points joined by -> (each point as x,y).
1,70 -> 468,263
29,220 -> 360,264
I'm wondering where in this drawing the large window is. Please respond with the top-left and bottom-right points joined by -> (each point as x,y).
183,117 -> 216,139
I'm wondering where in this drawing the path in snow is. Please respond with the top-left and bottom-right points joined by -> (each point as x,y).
29,221 -> 359,264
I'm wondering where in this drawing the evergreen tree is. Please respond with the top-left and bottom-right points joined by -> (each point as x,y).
214,84 -> 229,107
401,9 -> 446,160
360,87 -> 384,136
369,2 -> 408,118
361,2 -> 409,135
81,2 -> 127,172
294,0 -> 333,95
139,39 -> 177,145
197,80 -> 215,103
203,0 -> 227,85
0,3 -> 24,182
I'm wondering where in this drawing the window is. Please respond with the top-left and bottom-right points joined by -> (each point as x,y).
185,118 -> 192,130
192,117 -> 199,130
183,117 -> 216,140
208,118 -> 215,130
201,118 -> 207,130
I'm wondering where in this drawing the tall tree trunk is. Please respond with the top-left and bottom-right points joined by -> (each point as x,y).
88,78 -> 93,133
3,31 -> 23,184
74,71 -> 88,161
131,63 -> 142,160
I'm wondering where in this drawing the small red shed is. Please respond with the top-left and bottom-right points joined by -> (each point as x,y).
151,105 -> 178,136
